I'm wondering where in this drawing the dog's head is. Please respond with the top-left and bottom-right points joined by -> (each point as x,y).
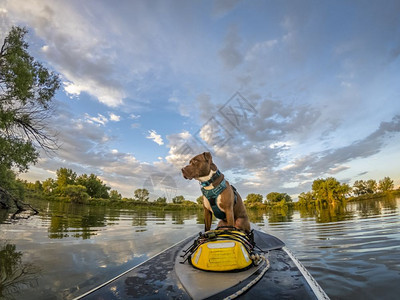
181,152 -> 217,180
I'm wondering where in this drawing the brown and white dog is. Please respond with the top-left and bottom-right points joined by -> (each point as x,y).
181,152 -> 250,233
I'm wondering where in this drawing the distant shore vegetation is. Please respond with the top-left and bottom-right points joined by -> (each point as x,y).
17,167 -> 400,211
20,168 -> 199,210
244,176 -> 399,210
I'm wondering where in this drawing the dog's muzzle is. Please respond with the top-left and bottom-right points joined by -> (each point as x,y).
181,168 -> 190,179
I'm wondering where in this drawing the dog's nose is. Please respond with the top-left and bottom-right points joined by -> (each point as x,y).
181,168 -> 187,179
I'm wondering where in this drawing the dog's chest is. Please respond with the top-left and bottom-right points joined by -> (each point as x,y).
203,194 -> 224,212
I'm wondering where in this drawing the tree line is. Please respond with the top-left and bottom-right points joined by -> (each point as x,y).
24,167 -> 197,207
18,169 -> 400,210
242,176 -> 396,209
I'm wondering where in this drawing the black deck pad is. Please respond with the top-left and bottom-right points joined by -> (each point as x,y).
252,229 -> 285,251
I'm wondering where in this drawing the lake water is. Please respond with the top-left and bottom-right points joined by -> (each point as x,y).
0,196 -> 399,299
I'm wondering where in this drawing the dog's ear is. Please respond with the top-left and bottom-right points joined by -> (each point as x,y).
204,152 -> 217,171
203,152 -> 212,162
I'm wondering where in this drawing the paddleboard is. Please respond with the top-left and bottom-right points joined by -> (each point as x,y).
74,226 -> 329,299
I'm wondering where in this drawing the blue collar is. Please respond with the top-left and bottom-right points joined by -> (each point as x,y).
200,170 -> 221,187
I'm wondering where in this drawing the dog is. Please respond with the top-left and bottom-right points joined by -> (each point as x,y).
181,152 -> 250,233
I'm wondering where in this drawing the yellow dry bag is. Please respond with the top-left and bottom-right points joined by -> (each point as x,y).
190,230 -> 253,272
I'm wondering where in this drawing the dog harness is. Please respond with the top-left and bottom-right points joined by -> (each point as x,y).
201,173 -> 238,220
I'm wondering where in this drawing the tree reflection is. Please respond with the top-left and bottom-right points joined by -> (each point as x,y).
46,202 -> 107,239
132,210 -> 148,227
0,242 -> 40,298
266,207 -> 295,223
351,196 -> 398,218
247,209 -> 265,224
172,210 -> 185,224
314,203 -> 354,223
171,210 -> 198,225
354,199 -> 383,218
152,209 -> 166,221
196,209 -> 205,225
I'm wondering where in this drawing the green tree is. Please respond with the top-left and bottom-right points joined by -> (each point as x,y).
0,26 -> 59,209
266,192 -> 292,204
0,166 -> 24,208
109,190 -> 122,201
196,196 -> 204,205
155,196 -> 167,204
353,180 -> 367,196
341,183 -> 352,197
23,180 -> 42,192
133,188 -> 149,202
378,177 -> 394,192
366,179 -> 377,194
60,185 -> 89,203
0,26 -> 60,172
76,173 -> 110,198
297,191 -> 315,206
182,200 -> 197,206
56,168 -> 77,189
42,178 -> 56,194
312,177 -> 347,205
172,195 -> 185,204
245,193 -> 263,204
33,180 -> 43,192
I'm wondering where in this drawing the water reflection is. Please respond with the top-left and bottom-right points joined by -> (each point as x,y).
151,209 -> 167,221
20,196 -> 400,241
350,197 -> 398,218
47,202 -> 108,239
266,207 -> 295,223
246,208 -> 265,224
171,209 -> 199,225
3,196 -> 398,240
0,242 -> 40,298
131,210 -> 148,227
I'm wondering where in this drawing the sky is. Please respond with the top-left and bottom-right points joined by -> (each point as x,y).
1,0 -> 400,201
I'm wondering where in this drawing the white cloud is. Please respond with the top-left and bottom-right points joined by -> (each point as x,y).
129,114 -> 141,119
245,39 -> 278,61
165,131 -> 202,168
84,113 -> 108,126
62,78 -> 124,107
4,0 -> 126,107
41,45 -> 49,52
146,130 -> 164,146
109,113 -> 121,122
269,141 -> 293,149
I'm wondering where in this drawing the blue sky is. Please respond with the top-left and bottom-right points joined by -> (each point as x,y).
1,0 -> 400,200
